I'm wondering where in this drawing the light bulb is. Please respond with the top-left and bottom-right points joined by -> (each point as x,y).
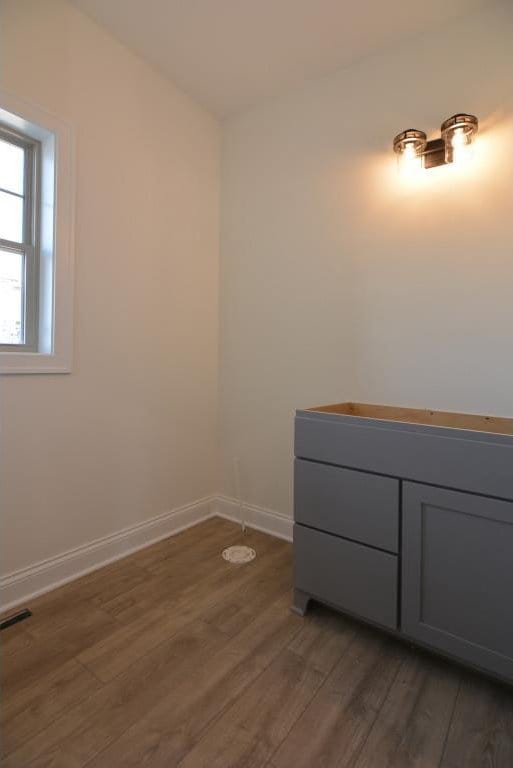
393,129 -> 426,180
450,127 -> 469,165
442,115 -> 478,165
398,140 -> 422,178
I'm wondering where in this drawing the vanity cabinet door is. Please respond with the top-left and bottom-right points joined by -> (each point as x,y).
402,482 -> 513,682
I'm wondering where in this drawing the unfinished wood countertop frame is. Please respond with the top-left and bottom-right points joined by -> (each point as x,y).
306,402 -> 513,436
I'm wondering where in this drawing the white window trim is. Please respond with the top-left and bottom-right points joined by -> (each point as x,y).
0,90 -> 75,374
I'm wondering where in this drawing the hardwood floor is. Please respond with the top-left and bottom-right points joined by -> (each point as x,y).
1,518 -> 512,767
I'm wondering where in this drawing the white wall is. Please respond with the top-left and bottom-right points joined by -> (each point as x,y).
220,1 -> 513,518
0,0 -> 220,575
1,0 -> 511,585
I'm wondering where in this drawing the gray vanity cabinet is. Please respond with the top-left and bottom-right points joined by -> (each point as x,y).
293,401 -> 513,684
402,482 -> 513,682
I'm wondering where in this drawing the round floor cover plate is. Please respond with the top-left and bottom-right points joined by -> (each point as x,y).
222,545 -> 256,564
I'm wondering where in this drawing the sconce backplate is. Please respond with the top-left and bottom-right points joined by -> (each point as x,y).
422,138 -> 446,169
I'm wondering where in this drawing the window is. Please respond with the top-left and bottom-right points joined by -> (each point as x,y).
0,126 -> 41,351
0,92 -> 75,374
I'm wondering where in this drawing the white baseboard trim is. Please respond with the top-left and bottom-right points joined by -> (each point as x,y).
1,495 -> 292,613
0,497 -> 213,613
213,495 -> 293,543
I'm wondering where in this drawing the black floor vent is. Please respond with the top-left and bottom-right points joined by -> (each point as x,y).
0,608 -> 32,631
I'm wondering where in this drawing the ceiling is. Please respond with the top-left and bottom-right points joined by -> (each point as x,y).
71,0 -> 490,118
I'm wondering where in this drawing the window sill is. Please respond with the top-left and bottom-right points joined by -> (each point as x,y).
0,351 -> 72,375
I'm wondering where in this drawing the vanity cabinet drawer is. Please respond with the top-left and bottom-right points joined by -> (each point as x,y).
294,524 -> 398,630
294,459 -> 399,552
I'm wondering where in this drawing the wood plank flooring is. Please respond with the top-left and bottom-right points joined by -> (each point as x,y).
1,517 -> 512,767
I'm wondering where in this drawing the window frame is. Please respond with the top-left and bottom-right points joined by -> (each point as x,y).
0,124 -> 41,352
0,90 -> 75,375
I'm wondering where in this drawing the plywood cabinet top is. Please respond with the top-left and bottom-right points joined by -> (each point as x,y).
306,402 -> 513,436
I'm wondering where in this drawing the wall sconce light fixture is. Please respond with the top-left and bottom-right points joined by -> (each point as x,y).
393,113 -> 478,172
